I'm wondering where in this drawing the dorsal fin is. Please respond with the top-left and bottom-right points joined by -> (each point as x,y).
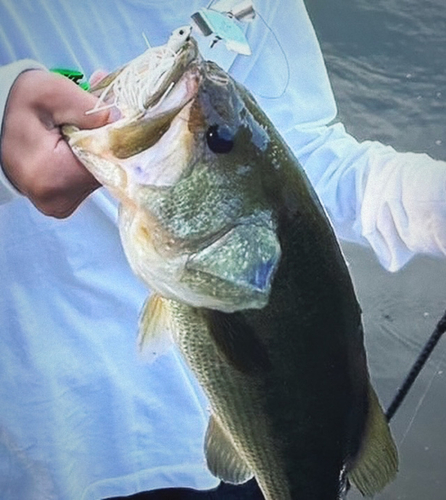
205,415 -> 253,484
348,384 -> 399,496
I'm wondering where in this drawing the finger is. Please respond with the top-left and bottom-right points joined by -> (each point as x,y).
51,75 -> 110,129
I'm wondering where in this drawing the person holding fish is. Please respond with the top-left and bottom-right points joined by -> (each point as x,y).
0,1 -> 445,499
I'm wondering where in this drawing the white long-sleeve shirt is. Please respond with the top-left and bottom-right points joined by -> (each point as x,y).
0,1 -> 445,499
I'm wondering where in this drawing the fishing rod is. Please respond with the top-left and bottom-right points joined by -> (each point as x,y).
344,308 -> 446,497
385,307 -> 446,421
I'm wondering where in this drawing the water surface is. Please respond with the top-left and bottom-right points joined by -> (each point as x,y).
305,1 -> 446,498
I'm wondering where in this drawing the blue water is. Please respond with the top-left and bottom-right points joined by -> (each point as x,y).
305,1 -> 446,498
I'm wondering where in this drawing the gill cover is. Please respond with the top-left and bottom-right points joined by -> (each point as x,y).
182,218 -> 281,311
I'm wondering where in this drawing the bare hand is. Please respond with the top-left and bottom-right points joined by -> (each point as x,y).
1,70 -> 110,218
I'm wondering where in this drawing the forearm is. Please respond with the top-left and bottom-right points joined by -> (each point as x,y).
287,122 -> 446,271
0,60 -> 46,204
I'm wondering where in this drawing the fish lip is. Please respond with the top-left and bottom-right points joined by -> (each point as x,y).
62,43 -> 204,172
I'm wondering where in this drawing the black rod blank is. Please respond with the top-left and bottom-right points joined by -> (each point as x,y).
386,308 -> 446,422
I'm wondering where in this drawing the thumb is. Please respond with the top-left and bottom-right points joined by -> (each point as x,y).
41,71 -> 110,129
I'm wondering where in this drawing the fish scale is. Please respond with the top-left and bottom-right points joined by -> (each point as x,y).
169,300 -> 290,500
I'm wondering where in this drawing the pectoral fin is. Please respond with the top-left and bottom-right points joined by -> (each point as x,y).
348,384 -> 398,496
205,415 -> 253,484
138,294 -> 174,361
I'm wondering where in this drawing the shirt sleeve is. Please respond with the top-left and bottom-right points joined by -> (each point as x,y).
237,0 -> 446,272
0,60 -> 46,205
286,123 -> 446,272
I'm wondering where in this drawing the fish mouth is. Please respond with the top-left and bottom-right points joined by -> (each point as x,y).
141,35 -> 202,113
62,31 -> 204,189
89,31 -> 201,126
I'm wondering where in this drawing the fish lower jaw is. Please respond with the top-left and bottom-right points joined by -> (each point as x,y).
78,151 -> 128,196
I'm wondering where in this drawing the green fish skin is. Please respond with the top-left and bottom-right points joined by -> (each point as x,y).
63,31 -> 398,500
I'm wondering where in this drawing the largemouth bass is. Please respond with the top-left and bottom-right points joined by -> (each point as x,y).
63,27 -> 398,500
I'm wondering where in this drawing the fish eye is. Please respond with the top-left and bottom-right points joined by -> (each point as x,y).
206,125 -> 234,154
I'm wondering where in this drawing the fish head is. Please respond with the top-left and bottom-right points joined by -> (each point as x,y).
64,29 -> 281,312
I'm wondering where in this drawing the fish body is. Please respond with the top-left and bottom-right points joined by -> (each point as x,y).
64,28 -> 398,500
